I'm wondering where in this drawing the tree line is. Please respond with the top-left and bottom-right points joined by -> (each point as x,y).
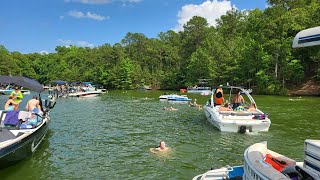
0,0 -> 319,94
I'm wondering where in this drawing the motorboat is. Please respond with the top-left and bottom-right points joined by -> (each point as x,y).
68,83 -> 105,98
0,85 -> 31,95
68,89 -> 104,97
0,76 -> 56,168
243,141 -> 320,180
203,86 -> 271,133
159,94 -> 191,101
187,79 -> 212,95
192,165 -> 244,180
193,140 -> 320,180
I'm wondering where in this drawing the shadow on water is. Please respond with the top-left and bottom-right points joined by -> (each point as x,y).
0,91 -> 319,179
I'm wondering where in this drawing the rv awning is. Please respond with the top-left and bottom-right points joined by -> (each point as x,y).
292,26 -> 320,48
0,76 -> 44,92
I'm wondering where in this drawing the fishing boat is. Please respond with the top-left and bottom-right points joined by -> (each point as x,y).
203,86 -> 271,133
192,165 -> 244,180
0,76 -> 56,168
187,79 -> 212,95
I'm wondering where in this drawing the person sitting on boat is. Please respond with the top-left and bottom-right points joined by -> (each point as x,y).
26,96 -> 42,114
232,90 -> 245,110
219,102 -> 232,111
10,85 -> 23,109
4,95 -> 18,111
247,102 -> 257,112
150,141 -> 169,153
214,85 -> 224,106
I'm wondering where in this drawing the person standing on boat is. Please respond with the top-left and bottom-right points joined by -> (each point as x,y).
26,96 -> 42,114
232,90 -> 245,109
10,85 -> 23,110
214,85 -> 224,106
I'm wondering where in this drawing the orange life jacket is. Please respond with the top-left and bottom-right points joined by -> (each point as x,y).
264,154 -> 288,171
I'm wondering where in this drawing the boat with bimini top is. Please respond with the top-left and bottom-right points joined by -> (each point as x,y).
0,76 -> 56,169
203,86 -> 271,133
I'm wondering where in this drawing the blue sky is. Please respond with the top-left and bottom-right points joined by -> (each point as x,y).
0,0 -> 267,54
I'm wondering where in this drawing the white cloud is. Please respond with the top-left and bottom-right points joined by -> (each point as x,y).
57,39 -> 95,48
173,0 -> 236,32
60,16 -> 65,20
68,10 -> 108,21
39,50 -> 49,55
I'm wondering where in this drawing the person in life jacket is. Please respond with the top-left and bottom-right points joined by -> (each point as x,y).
214,85 -> 224,105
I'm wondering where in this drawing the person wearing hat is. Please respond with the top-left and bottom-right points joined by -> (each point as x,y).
214,85 -> 224,105
10,86 -> 23,110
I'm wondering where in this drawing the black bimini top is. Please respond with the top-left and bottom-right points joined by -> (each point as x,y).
0,76 -> 44,92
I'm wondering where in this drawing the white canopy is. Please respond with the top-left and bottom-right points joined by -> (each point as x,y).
292,26 -> 320,48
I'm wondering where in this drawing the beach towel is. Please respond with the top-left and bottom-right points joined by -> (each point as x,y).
4,110 -> 20,126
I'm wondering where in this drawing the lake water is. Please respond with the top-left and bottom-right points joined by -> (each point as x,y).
0,91 -> 320,179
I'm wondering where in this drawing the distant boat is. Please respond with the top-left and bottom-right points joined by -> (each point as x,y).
159,94 -> 191,101
187,79 -> 212,95
0,85 -> 30,95
138,85 -> 152,90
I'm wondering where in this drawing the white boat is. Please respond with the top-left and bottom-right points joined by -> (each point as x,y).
203,86 -> 271,133
243,141 -> 320,180
159,94 -> 191,101
0,85 -> 31,95
68,84 -> 105,98
192,165 -> 244,180
187,79 -> 212,95
68,89 -> 104,97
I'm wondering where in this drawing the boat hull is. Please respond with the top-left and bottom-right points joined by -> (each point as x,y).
0,120 -> 49,169
68,91 -> 103,97
203,106 -> 270,133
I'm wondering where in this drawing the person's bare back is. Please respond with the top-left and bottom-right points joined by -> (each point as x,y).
26,96 -> 40,112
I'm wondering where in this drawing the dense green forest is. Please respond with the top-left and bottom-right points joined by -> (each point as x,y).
0,0 -> 319,94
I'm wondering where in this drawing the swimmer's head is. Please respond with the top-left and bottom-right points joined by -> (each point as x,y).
160,141 -> 166,149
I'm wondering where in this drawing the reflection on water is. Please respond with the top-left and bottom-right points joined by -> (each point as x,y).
0,91 -> 320,179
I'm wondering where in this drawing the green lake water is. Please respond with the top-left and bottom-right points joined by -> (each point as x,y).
0,91 -> 320,179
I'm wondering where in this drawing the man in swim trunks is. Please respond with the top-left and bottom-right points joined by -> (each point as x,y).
26,96 -> 42,114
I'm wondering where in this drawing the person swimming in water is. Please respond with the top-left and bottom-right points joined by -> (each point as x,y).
150,140 -> 169,153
